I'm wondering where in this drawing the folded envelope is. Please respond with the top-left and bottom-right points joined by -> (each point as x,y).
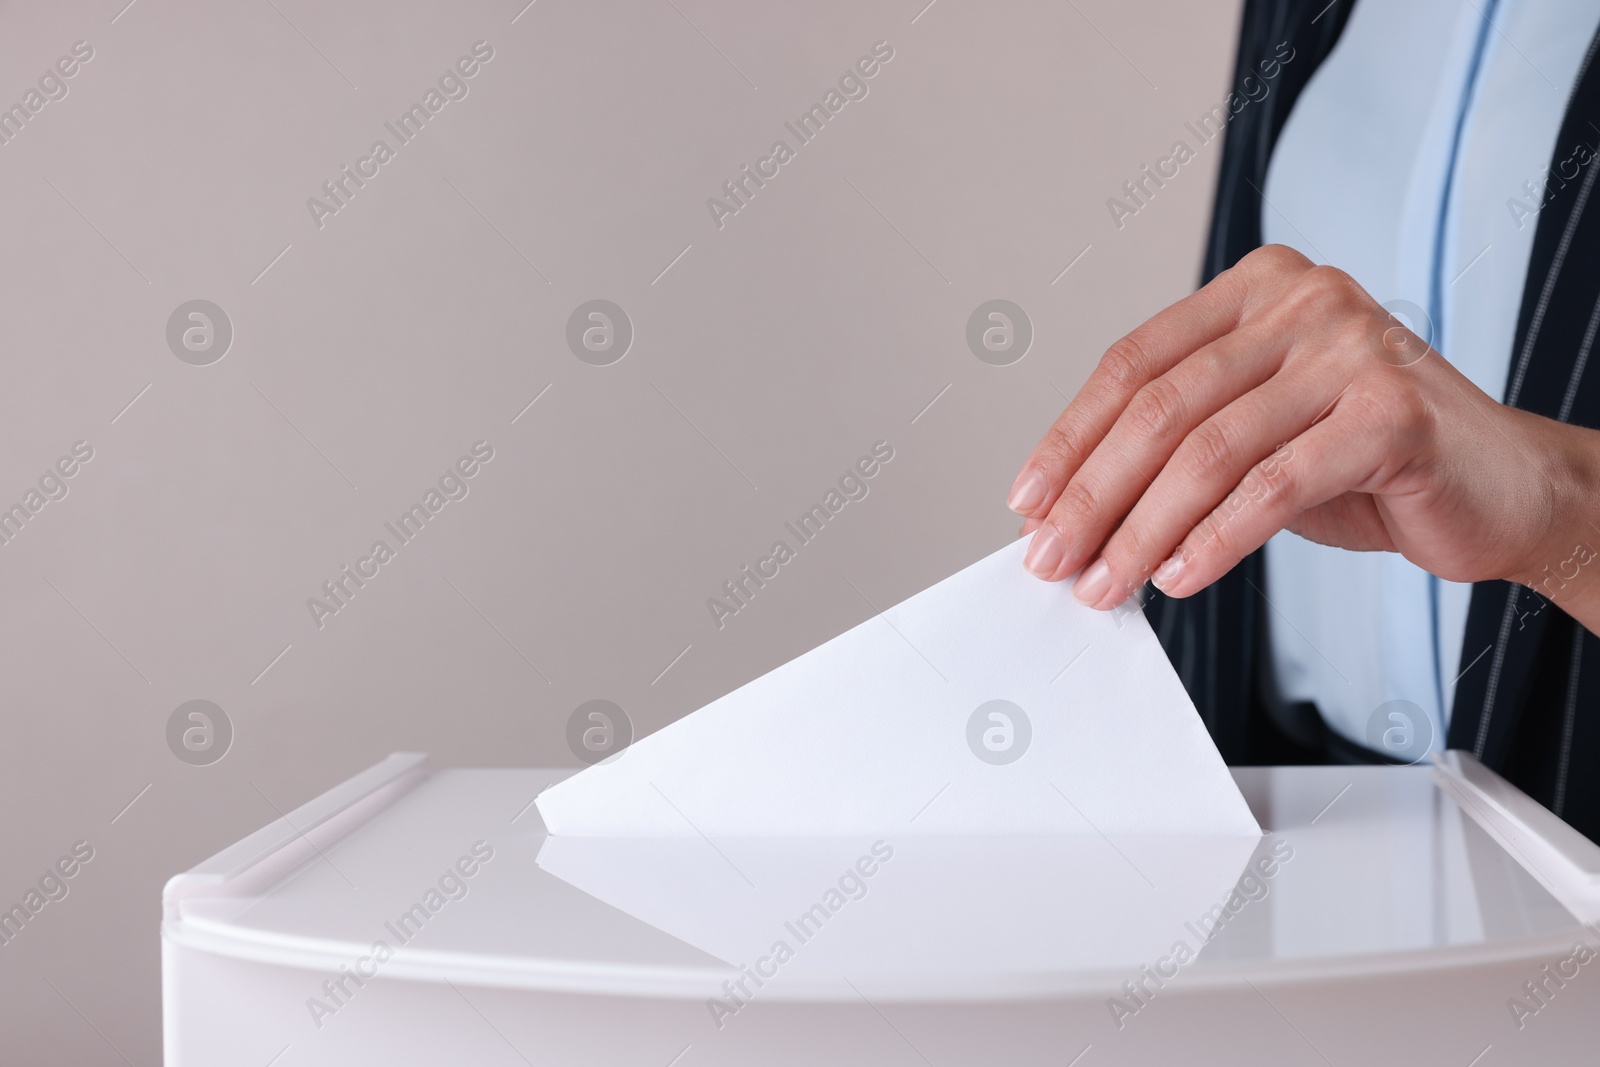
537,538 -> 1261,837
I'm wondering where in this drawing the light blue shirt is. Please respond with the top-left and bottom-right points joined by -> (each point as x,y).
1260,0 -> 1600,750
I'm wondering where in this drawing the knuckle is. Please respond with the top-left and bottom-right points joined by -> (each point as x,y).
1036,412 -> 1113,470
1239,243 -> 1312,278
1190,344 -> 1228,378
1052,478 -> 1099,526
1099,335 -> 1153,393
1041,416 -> 1091,464
1302,263 -> 1355,289
1106,527 -> 1156,583
1249,457 -> 1297,510
1295,264 -> 1364,313
1181,420 -> 1237,483
1336,315 -> 1379,358
1126,377 -> 1186,440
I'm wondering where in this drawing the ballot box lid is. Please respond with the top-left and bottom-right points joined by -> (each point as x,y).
162,754 -> 1600,1001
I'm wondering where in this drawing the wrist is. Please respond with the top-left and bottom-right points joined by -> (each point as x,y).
1505,420 -> 1600,609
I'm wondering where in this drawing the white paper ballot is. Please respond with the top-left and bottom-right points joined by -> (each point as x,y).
535,833 -> 1267,994
537,538 -> 1260,837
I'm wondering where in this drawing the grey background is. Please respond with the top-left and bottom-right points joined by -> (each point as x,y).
0,0 -> 1240,1060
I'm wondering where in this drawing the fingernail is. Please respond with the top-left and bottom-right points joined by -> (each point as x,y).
1152,550 -> 1185,591
1073,558 -> 1112,606
1024,524 -> 1066,578
1007,468 -> 1047,514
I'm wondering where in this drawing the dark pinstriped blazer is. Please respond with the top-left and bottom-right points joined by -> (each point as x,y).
1143,0 -> 1600,843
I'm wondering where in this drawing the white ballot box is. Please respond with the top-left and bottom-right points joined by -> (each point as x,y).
162,753 -> 1600,1066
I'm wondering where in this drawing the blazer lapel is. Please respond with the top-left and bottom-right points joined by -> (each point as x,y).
1449,26 -> 1600,769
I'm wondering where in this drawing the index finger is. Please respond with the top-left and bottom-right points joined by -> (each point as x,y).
1006,246 -> 1307,519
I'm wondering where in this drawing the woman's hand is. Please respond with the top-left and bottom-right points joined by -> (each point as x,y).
1008,243 -> 1600,631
